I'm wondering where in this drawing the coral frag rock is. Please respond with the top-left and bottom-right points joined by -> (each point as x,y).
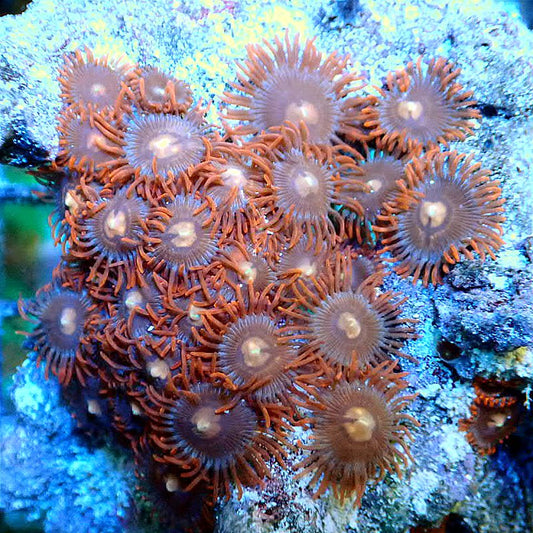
17,30 -> 512,532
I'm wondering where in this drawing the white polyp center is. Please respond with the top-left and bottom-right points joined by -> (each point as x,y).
64,190 -> 79,213
192,407 -> 221,438
397,100 -> 423,121
103,209 -> 127,238
285,100 -> 320,125
240,261 -> 257,283
294,171 -> 319,198
59,306 -> 78,336
488,412 -> 509,428
367,178 -> 383,193
298,258 -> 317,278
188,304 -> 202,325
221,166 -> 248,189
87,399 -> 102,416
86,131 -> 105,151
147,358 -> 170,379
169,221 -> 197,248
151,85 -> 166,98
65,191 -> 75,209
165,475 -> 180,493
125,289 -> 143,311
90,82 -> 107,97
343,406 -> 377,442
130,401 -> 142,416
149,134 -> 180,159
420,200 -> 448,228
242,336 -> 271,368
337,311 -> 361,339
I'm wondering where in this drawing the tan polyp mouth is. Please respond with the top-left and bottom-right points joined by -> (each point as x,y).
367,178 -> 383,193
90,82 -> 107,97
125,289 -> 144,311
188,304 -> 202,325
87,399 -> 102,416
488,412 -> 509,429
149,134 -> 180,159
397,100 -> 423,121
298,258 -> 317,277
65,190 -> 81,214
295,171 -> 319,198
240,261 -> 257,283
343,406 -> 376,442
86,131 -> 105,151
151,85 -> 166,98
165,474 -> 180,493
222,166 -> 247,189
59,306 -> 78,336
104,209 -> 128,238
169,221 -> 197,248
285,100 -> 320,125
242,336 -> 272,368
337,311 -> 361,339
192,407 -> 221,439
147,358 -> 170,379
420,200 -> 447,228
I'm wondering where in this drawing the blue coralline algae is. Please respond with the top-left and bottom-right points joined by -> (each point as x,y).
0,360 -> 135,533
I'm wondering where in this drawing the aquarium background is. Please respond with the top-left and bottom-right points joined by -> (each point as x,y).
0,0 -> 532,532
